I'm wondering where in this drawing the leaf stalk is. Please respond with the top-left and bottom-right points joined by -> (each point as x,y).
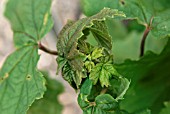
140,16 -> 154,57
38,43 -> 58,56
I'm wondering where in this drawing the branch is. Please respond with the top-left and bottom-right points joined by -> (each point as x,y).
38,43 -> 58,56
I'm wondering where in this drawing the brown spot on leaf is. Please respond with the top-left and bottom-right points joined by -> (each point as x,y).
26,75 -> 31,81
0,73 -> 9,83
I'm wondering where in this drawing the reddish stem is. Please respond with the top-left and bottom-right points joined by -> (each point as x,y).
140,17 -> 154,57
38,43 -> 58,56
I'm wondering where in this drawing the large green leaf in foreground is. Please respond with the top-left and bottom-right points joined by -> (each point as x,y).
0,46 -> 46,114
0,0 -> 53,114
115,39 -> 170,114
81,0 -> 170,38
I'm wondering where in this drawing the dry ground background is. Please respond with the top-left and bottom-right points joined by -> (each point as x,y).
0,0 -> 83,113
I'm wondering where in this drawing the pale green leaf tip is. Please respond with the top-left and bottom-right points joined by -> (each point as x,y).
103,7 -> 126,17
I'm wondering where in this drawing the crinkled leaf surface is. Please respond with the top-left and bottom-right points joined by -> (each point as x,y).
0,46 -> 46,114
91,48 -> 104,60
81,0 -> 170,38
89,61 -> 121,87
66,43 -> 87,71
57,8 -> 125,88
115,39 -> 170,114
62,63 -> 76,88
90,21 -> 112,50
56,56 -> 67,74
28,72 -> 64,114
62,62 -> 86,88
57,8 -> 125,56
4,0 -> 53,47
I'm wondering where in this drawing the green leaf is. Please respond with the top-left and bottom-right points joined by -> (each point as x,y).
66,43 -> 87,71
57,8 -> 125,88
56,20 -> 76,56
89,61 -> 121,87
78,79 -> 128,114
90,21 -> 112,50
159,102 -> 170,114
78,39 -> 94,54
107,77 -> 130,101
4,0 -> 53,47
28,72 -> 64,114
93,94 -> 118,114
115,39 -> 170,113
56,56 -> 67,74
81,0 -> 170,38
57,8 -> 125,56
120,0 -> 170,38
62,63 -> 76,88
0,46 -> 46,114
78,79 -> 93,109
91,48 -> 104,60
62,63 -> 86,89
1,0 -> 53,113
85,61 -> 95,72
